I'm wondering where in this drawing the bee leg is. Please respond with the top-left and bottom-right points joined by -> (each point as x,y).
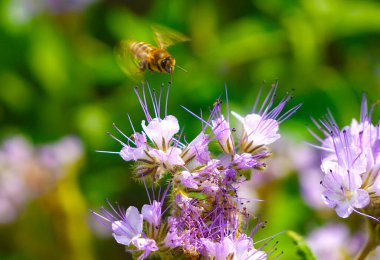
139,61 -> 147,72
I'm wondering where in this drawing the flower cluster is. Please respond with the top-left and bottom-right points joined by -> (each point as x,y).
0,136 -> 83,223
312,94 -> 380,219
93,82 -> 301,259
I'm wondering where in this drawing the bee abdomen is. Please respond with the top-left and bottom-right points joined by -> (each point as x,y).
129,41 -> 155,59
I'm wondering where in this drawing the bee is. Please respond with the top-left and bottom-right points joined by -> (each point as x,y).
116,25 -> 189,82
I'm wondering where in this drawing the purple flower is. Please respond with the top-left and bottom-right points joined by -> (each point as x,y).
231,153 -> 265,170
312,94 -> 380,219
132,238 -> 159,260
181,132 -> 210,164
142,200 -> 162,227
96,82 -> 301,258
212,114 -> 234,154
0,135 -> 84,223
231,84 -> 301,154
321,164 -> 369,218
92,203 -> 160,258
233,234 -> 267,260
39,136 -> 84,177
178,170 -> 199,189
111,206 -> 144,246
201,237 -> 235,260
307,223 -> 351,260
119,133 -> 148,161
142,115 -> 179,151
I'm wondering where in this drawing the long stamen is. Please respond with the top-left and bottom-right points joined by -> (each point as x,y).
165,82 -> 171,117
252,81 -> 265,113
113,123 -> 134,144
107,132 -> 127,146
134,86 -> 151,122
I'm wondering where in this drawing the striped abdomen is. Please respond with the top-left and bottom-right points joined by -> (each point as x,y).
129,41 -> 155,61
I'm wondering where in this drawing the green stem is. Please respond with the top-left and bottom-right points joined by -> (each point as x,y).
356,205 -> 380,260
356,239 -> 377,260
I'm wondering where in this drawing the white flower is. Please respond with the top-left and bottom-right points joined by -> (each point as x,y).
142,115 -> 179,150
232,112 -> 280,147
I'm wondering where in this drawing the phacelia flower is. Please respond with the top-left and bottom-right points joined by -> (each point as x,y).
231,84 -> 302,154
95,82 -> 301,259
142,115 -> 179,151
0,135 -> 84,224
312,94 -> 380,220
93,203 -> 159,259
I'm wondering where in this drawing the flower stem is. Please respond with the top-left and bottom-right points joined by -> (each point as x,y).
356,206 -> 380,260
356,239 -> 377,260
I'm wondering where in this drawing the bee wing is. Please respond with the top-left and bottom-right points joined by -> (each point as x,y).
152,25 -> 190,49
114,40 -> 144,82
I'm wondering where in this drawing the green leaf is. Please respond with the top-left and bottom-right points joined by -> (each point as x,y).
287,230 -> 317,260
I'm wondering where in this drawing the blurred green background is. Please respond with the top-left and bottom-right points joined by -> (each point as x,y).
1,0 -> 380,259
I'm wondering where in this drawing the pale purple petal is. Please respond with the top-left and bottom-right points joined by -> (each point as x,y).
232,153 -> 261,170
111,206 -> 143,245
179,171 -> 199,189
201,237 -> 235,260
132,237 -> 158,259
142,200 -> 162,227
232,111 -> 280,146
182,132 -> 210,164
120,146 -> 146,161
353,189 -> 370,208
307,223 -> 351,260
142,115 -> 179,150
147,147 -> 185,167
212,115 -> 233,154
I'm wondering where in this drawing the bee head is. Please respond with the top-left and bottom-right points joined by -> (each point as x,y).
161,56 -> 175,74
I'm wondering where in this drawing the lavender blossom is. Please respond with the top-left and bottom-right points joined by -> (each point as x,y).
311,94 -> 380,220
231,84 -> 301,155
93,203 -> 159,259
108,85 -> 186,181
307,223 -> 355,260
93,180 -> 171,259
306,222 -> 380,260
0,135 -> 84,223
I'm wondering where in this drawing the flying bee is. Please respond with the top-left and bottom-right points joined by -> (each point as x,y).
116,25 -> 189,82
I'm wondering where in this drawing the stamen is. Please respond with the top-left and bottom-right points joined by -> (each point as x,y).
107,132 -> 127,146
113,123 -> 134,144
134,86 -> 152,122
165,82 -> 171,117
252,81 -> 265,113
95,150 -> 120,154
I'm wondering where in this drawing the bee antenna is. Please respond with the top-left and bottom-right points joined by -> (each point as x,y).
175,64 -> 187,73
